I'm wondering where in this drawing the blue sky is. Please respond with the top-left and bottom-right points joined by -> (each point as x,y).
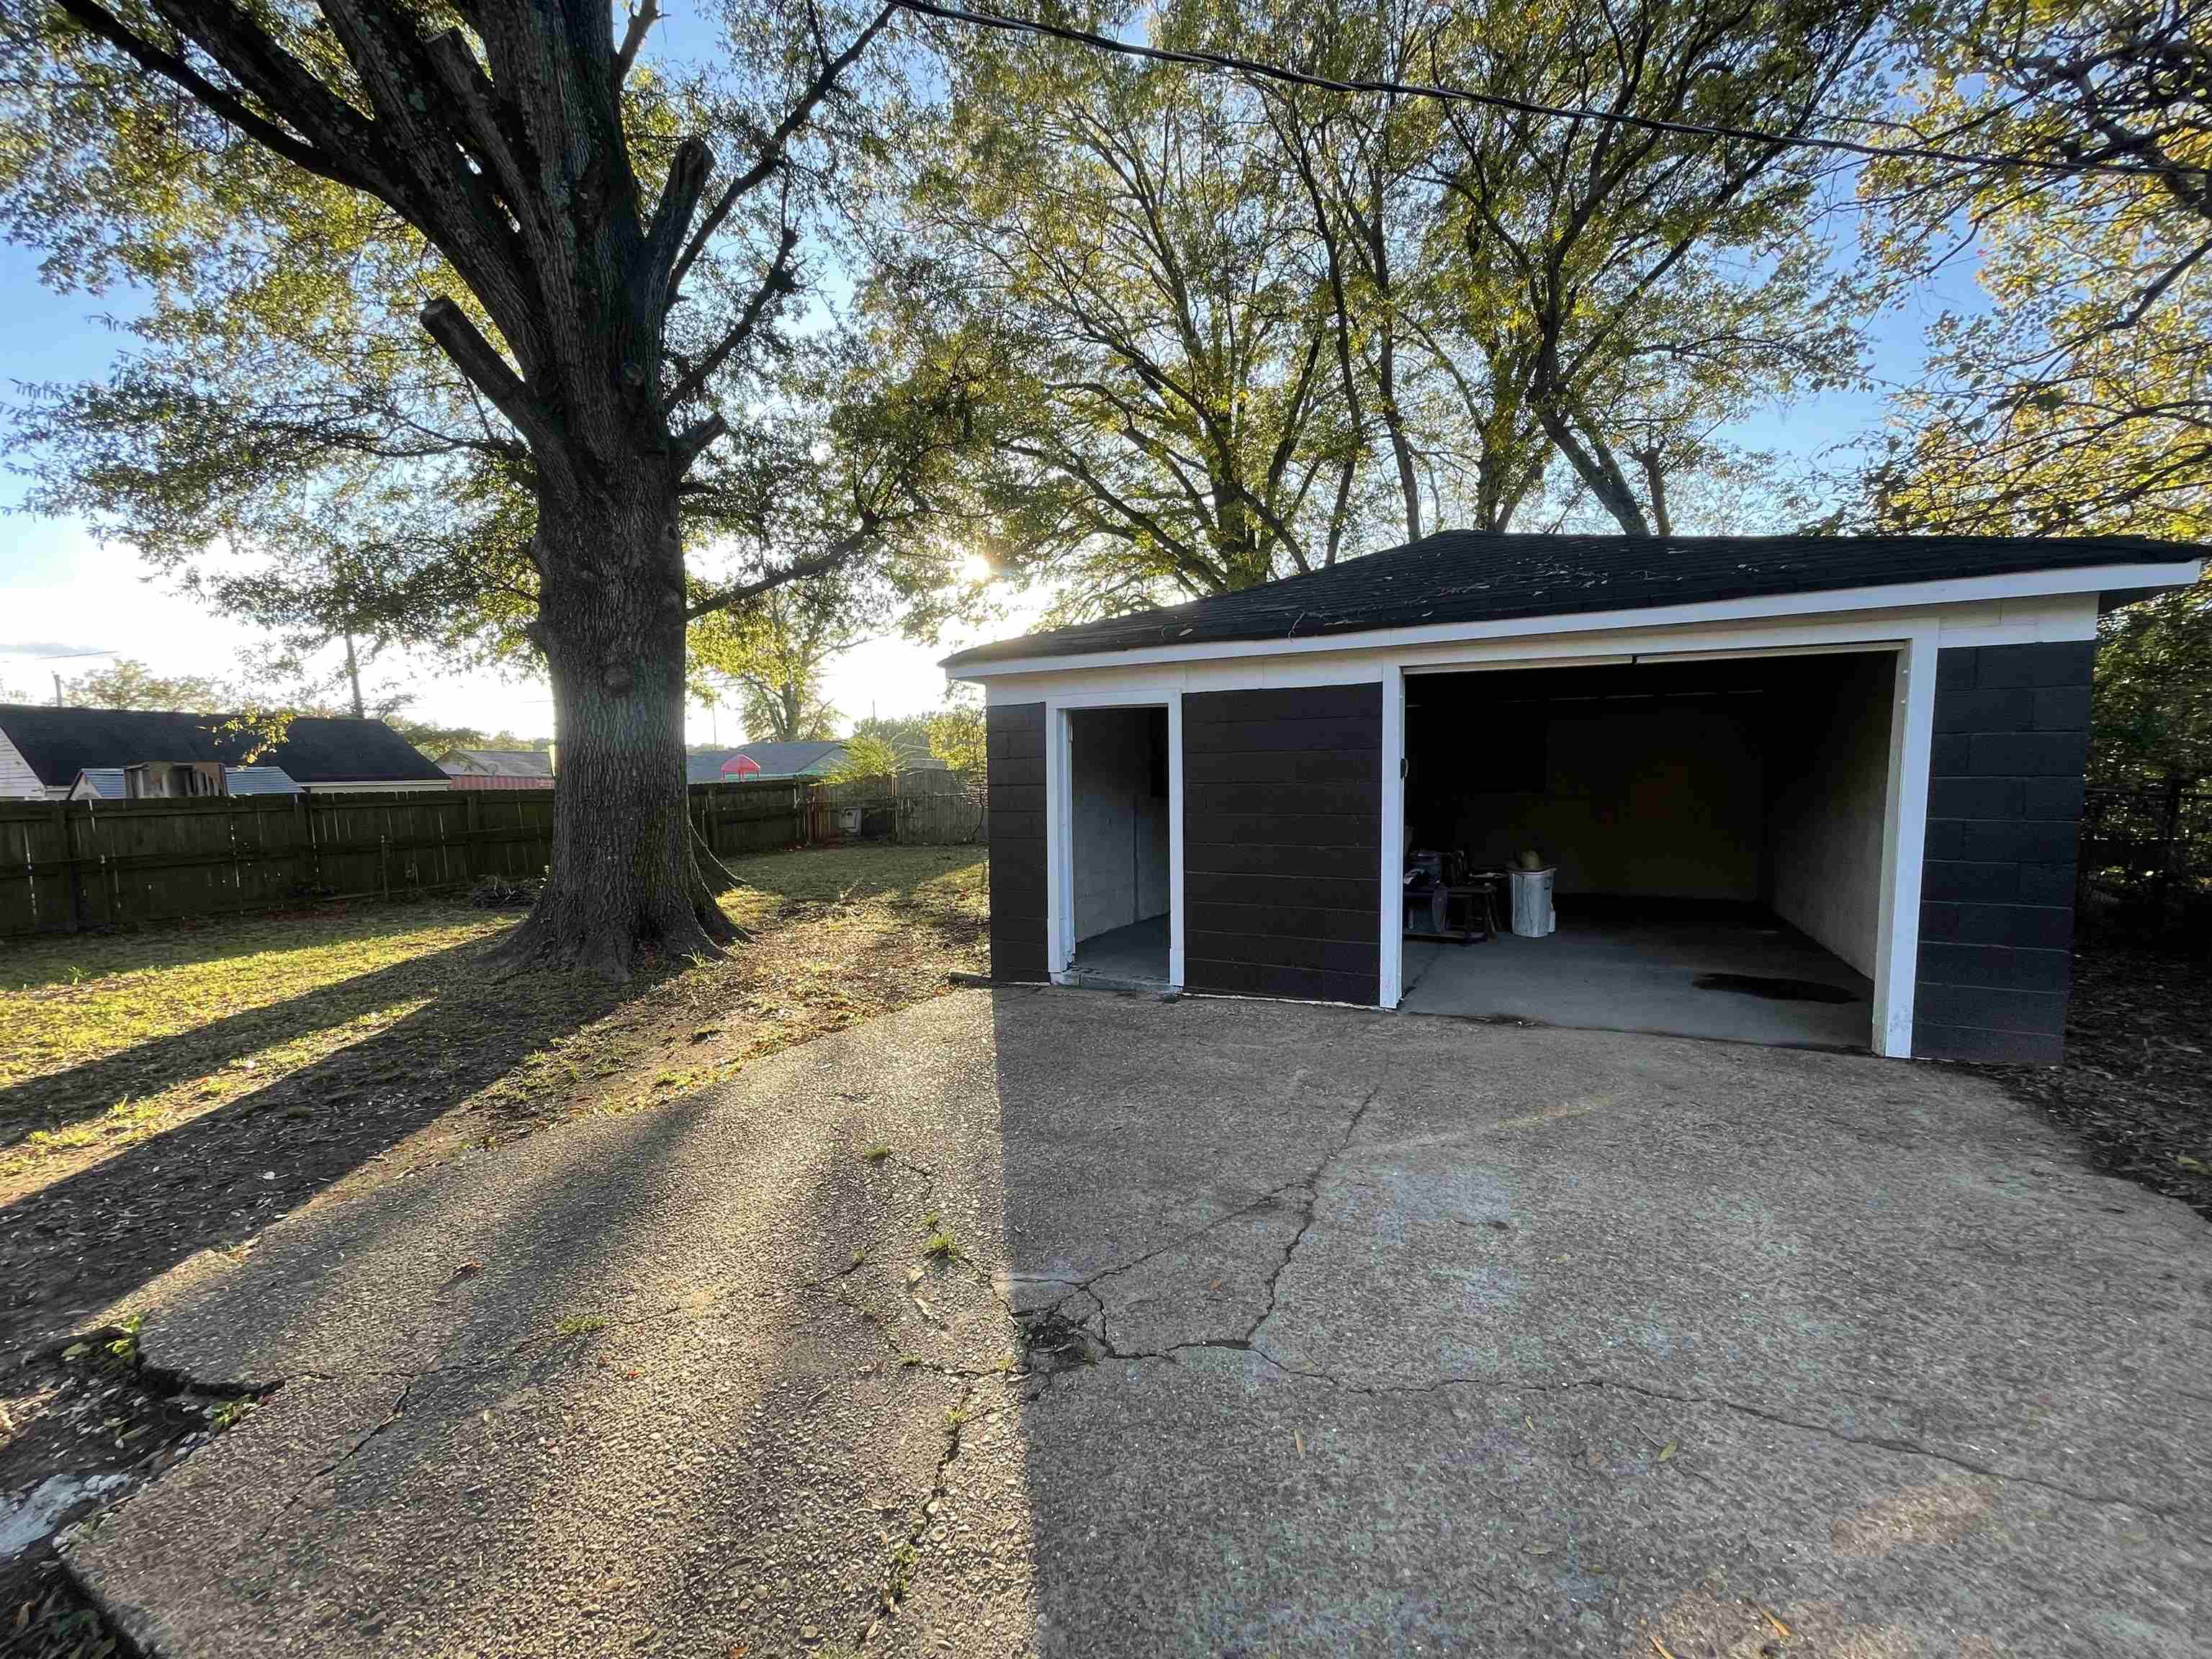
0,17 -> 1982,737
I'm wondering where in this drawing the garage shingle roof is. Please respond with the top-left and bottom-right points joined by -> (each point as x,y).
943,529 -> 2203,667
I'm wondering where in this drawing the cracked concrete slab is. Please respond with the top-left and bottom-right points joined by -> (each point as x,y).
59,988 -> 2212,1657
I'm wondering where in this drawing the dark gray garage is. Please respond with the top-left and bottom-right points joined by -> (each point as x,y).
952,529 -> 2203,1063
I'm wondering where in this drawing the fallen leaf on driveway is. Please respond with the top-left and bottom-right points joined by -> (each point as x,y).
1657,1441 -> 1675,1462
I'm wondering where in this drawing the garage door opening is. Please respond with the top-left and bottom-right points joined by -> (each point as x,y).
1065,705 -> 1172,985
1398,652 -> 1897,1048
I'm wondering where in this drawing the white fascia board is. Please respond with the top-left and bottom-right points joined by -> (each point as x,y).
945,560 -> 2200,682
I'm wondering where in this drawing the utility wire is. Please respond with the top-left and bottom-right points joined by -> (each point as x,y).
887,0 -> 2185,183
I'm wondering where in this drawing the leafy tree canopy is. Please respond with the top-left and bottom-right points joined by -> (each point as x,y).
57,657 -> 231,712
2094,584 -> 2212,788
925,700 -> 985,772
1862,0 -> 2212,539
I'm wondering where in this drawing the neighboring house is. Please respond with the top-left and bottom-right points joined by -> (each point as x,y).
438,747 -> 555,790
0,706 -> 451,799
685,740 -> 848,786
945,528 -> 2207,1066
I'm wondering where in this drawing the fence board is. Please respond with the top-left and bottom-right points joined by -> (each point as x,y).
2082,781 -> 2210,902
0,767 -> 982,937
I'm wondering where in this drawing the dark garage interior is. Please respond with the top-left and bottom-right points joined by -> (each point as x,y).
1401,652 -> 1898,1046
1066,705 -> 1172,984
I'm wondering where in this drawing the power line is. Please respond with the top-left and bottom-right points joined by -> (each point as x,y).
887,0 -> 2176,182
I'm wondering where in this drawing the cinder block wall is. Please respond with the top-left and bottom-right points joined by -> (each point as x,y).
985,702 -> 1048,982
1915,641 -> 2095,1064
1183,684 -> 1382,1004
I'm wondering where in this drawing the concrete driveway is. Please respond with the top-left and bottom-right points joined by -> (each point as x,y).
62,989 -> 2212,1657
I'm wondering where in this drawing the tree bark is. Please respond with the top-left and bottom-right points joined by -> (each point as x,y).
490,464 -> 739,980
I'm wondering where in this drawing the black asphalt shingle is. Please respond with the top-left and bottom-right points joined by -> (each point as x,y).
943,530 -> 2203,667
0,706 -> 449,786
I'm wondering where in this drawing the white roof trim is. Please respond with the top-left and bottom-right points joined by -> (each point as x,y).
946,559 -> 2200,680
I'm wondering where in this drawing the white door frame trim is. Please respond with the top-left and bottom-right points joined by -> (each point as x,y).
1044,690 -> 1184,988
1378,663 -> 1406,1006
1877,629 -> 1940,1057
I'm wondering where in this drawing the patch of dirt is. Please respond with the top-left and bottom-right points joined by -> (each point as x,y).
1979,939 -> 2212,1222
1,1331 -> 248,1658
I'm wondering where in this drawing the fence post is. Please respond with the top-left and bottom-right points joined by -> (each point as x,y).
301,793 -> 323,896
53,801 -> 81,933
2153,775 -> 2186,917
2077,789 -> 2104,912
228,801 -> 244,908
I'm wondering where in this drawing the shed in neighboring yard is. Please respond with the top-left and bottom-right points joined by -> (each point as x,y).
437,747 -> 554,788
685,740 -> 849,784
945,530 -> 2205,1063
66,763 -> 304,799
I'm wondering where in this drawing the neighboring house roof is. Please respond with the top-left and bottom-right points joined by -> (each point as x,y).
739,740 -> 847,776
686,741 -> 848,784
69,768 -> 126,799
943,529 -> 2207,668
687,749 -> 743,785
439,747 -> 553,778
0,706 -> 449,788
225,766 -> 304,796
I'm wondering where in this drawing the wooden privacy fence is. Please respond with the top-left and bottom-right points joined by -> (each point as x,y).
0,768 -> 984,938
2081,778 -> 2210,913
809,768 -> 988,847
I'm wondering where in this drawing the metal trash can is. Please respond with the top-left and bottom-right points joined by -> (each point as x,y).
1509,866 -> 1556,938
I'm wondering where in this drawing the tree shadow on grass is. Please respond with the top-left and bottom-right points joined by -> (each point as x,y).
0,954 -> 660,1352
0,938 -> 505,1146
0,898 -> 490,994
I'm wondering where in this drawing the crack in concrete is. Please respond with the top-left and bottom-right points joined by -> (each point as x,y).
856,1372 -> 983,1650
1021,1081 -> 1387,1366
249,1373 -> 416,1546
1583,1375 -> 2204,1529
1030,1336 -> 2203,1532
1246,1082 -> 1383,1346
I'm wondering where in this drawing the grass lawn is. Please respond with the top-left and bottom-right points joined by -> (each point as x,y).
0,844 -> 987,1341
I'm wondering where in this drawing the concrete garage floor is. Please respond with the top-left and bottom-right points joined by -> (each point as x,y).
60,991 -> 2212,1658
1068,912 -> 1169,987
1403,909 -> 1876,1048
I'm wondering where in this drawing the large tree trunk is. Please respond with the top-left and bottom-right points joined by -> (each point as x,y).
490,467 -> 739,981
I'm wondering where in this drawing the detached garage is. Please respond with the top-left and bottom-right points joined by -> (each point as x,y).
948,531 -> 2203,1063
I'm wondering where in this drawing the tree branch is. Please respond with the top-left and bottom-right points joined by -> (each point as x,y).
52,0 -> 367,190
667,3 -> 895,292
613,0 -> 661,86
683,524 -> 880,622
419,297 -> 557,452
665,225 -> 799,410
